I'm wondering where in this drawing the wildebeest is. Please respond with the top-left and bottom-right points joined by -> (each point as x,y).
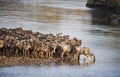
74,46 -> 95,62
60,43 -> 71,59
0,28 -> 95,64
0,40 -> 4,55
16,40 -> 31,57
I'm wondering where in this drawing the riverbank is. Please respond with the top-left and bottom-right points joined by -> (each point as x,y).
86,0 -> 120,24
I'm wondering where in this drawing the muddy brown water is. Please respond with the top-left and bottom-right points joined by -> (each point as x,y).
0,0 -> 120,77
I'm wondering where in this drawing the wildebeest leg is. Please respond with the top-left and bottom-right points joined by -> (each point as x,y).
73,60 -> 80,65
27,51 -> 29,57
93,55 -> 95,63
6,49 -> 10,57
61,52 -> 65,59
40,52 -> 44,58
15,49 -> 19,56
0,48 -> 3,55
3,48 -> 5,56
45,52 -> 48,59
35,51 -> 38,58
51,52 -> 54,59
5,49 -> 8,56
25,50 -> 29,57
23,49 -> 26,57
73,53 -> 76,60
73,53 -> 79,61
48,51 -> 52,59
78,54 -> 80,61
66,52 -> 70,59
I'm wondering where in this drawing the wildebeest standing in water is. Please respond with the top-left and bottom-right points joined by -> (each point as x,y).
0,28 -> 95,63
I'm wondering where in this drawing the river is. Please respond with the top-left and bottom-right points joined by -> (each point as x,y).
0,0 -> 120,77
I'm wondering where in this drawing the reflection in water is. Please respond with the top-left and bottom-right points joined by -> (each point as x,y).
33,59 -> 95,67
55,59 -> 94,66
90,7 -> 120,25
0,0 -> 120,77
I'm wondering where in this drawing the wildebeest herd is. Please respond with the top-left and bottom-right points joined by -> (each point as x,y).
0,28 -> 95,63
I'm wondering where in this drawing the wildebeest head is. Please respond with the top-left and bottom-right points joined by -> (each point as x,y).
82,47 -> 91,55
85,53 -> 95,63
